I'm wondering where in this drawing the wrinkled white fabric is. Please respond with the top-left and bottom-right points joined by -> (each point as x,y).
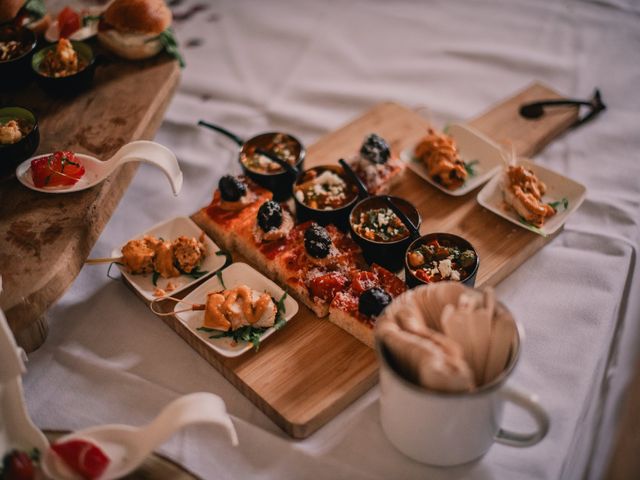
21,0 -> 640,479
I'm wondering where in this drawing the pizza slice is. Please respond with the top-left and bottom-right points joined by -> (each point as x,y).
347,133 -> 405,195
329,263 -> 406,347
233,199 -> 296,278
192,175 -> 272,251
274,222 -> 366,317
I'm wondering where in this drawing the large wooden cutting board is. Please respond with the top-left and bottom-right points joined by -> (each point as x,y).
0,53 -> 180,352
154,82 -> 577,438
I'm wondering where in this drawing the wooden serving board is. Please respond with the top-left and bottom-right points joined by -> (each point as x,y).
151,82 -> 577,438
0,52 -> 180,352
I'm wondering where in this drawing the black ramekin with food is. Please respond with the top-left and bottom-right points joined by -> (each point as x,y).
293,164 -> 360,231
404,233 -> 479,288
0,106 -> 39,179
0,24 -> 37,89
349,195 -> 421,272
198,121 -> 305,201
31,39 -> 96,96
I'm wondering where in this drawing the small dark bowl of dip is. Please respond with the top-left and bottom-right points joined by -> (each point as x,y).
32,40 -> 96,96
240,132 -> 305,201
0,106 -> 40,180
405,233 -> 479,288
350,196 -> 421,272
0,25 -> 37,89
293,164 -> 360,231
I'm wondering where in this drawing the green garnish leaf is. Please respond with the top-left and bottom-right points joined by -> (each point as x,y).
443,124 -> 451,134
155,29 -> 185,68
215,270 -> 226,289
274,292 -> 288,330
152,270 -> 160,286
547,197 -> 569,211
82,14 -> 102,27
206,325 -> 268,351
29,448 -> 41,462
23,0 -> 47,18
185,266 -> 209,279
464,159 -> 479,177
518,217 -> 547,237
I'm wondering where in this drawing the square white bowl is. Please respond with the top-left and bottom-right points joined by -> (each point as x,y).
477,159 -> 587,237
400,123 -> 504,196
174,262 -> 299,357
112,216 -> 227,301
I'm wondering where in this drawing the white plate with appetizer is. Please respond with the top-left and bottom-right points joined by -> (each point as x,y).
16,141 -> 182,195
106,216 -> 227,301
400,123 -> 503,196
171,262 -> 299,357
477,159 -> 587,236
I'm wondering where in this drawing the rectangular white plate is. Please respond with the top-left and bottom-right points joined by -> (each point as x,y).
174,262 -> 299,358
113,216 -> 227,301
476,159 -> 587,236
400,123 -> 503,196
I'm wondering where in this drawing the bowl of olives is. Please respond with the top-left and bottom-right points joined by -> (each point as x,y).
404,233 -> 479,288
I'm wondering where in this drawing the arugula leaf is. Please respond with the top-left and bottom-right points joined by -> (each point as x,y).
82,15 -> 102,27
274,292 -> 288,330
216,270 -> 226,289
443,124 -> 451,134
155,29 -> 185,68
202,325 -> 268,351
23,0 -> 47,18
547,197 -> 569,211
464,159 -> 479,177
152,270 -> 160,286
518,217 -> 547,237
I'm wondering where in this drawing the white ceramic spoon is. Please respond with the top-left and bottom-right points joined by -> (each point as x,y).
16,141 -> 183,195
42,392 -> 238,480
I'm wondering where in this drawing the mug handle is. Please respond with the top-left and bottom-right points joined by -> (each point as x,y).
495,387 -> 550,447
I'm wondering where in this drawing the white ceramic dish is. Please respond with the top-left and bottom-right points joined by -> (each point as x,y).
400,123 -> 503,196
16,141 -> 182,195
477,159 -> 587,237
113,216 -> 227,301
174,262 -> 299,358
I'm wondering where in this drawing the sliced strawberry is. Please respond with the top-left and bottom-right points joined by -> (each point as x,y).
2,450 -> 35,480
30,151 -> 85,188
58,7 -> 81,38
50,439 -> 109,480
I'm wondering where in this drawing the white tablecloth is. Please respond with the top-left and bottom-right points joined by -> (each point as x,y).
21,0 -> 640,478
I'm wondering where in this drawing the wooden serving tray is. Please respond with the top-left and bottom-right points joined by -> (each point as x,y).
0,54 -> 180,352
151,82 -> 577,438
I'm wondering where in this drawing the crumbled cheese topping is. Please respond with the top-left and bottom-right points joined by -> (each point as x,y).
438,259 -> 453,279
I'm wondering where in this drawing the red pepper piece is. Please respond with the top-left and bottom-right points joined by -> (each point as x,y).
50,439 -> 110,480
58,7 -> 81,38
30,151 -> 85,188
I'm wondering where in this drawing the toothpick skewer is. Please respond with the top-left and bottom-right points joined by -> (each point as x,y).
85,256 -> 124,265
149,296 -> 206,316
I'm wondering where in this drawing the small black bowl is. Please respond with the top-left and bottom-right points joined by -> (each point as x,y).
239,132 -> 305,201
293,164 -> 360,231
0,106 -> 40,180
0,25 -> 37,89
31,40 -> 96,96
404,233 -> 479,288
349,196 -> 421,272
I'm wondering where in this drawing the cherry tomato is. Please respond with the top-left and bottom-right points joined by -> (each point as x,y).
58,7 -> 81,39
30,151 -> 85,188
309,272 -> 349,302
50,439 -> 110,480
2,450 -> 35,480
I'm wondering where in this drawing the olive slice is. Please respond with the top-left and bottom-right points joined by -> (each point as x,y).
360,133 -> 390,165
257,200 -> 283,232
219,175 -> 247,202
358,287 -> 392,317
304,223 -> 332,259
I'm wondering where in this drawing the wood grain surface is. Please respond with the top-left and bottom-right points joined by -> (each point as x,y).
145,82 -> 579,438
0,52 -> 181,352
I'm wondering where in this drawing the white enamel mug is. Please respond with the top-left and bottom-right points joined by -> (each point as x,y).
377,316 -> 549,466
